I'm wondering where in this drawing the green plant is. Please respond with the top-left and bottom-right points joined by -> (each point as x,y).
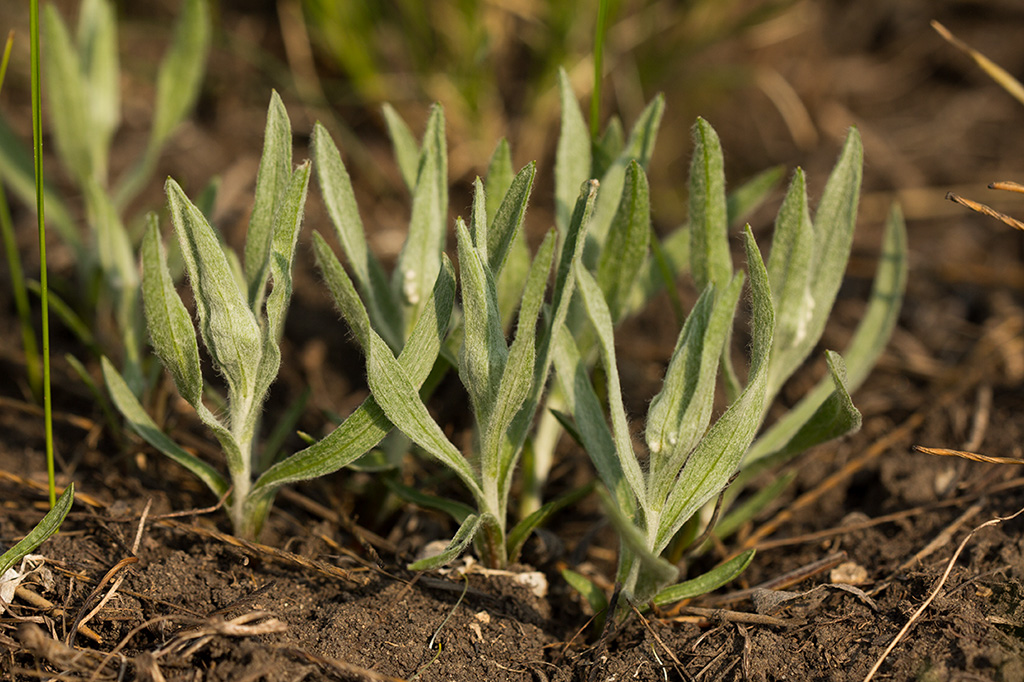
555,119 -> 906,610
0,484 -> 74,580
0,0 -> 209,395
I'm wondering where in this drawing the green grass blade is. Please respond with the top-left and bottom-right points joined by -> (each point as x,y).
408,513 -> 483,571
596,160 -> 651,323
115,0 -> 209,207
26,281 -> 100,356
385,478 -> 476,524
507,480 -> 594,563
394,104 -> 447,329
0,182 -> 41,399
245,91 -> 293,310
651,549 -> 755,607
381,103 -> 420,193
555,68 -> 590,236
561,569 -> 609,625
0,484 -> 74,577
657,227 -> 774,553
102,357 -> 229,497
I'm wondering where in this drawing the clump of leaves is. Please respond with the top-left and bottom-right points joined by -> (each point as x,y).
557,119 -> 906,610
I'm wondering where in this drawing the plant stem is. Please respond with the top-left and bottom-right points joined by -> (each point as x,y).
30,0 -> 55,507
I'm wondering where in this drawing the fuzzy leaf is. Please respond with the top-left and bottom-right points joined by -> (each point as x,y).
408,514 -> 485,571
0,485 -> 75,578
77,0 -> 119,181
382,103 -> 420,193
251,260 -> 456,496
651,549 -> 755,607
555,68 -> 590,236
166,179 -> 262,406
487,162 -> 536,275
597,487 -> 678,605
596,160 -> 651,323
656,226 -> 774,553
313,231 -> 372,351
312,122 -> 402,349
102,357 -> 229,497
394,105 -> 447,327
245,91 -> 293,309
484,138 -> 514,226
43,5 -> 92,184
688,117 -> 730,291
141,217 -> 202,406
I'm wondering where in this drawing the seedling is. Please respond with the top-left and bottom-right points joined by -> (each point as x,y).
557,119 -> 906,610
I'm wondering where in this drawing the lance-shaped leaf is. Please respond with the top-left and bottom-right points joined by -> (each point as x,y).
489,158 -> 535,329
141,217 -> 202,406
43,5 -> 92,184
484,138 -> 514,227
456,218 -> 507,427
251,260 -> 456,497
484,231 -> 555,509
312,232 -> 372,351
394,104 -> 447,322
382,103 -> 421,193
745,204 -> 906,466
102,357 -> 229,497
0,484 -> 75,578
554,68 -> 590,236
166,179 -> 262,405
688,118 -> 730,292
408,513 -> 486,571
245,91 -> 293,310
646,273 -> 744,506
487,162 -> 536,276
651,549 -> 755,607
587,94 -> 664,255
596,160 -> 651,323
116,0 -> 209,206
312,122 -> 402,349
765,168 -> 815,399
576,264 -> 648,513
469,177 -> 489,259
367,328 -> 484,504
656,226 -> 774,553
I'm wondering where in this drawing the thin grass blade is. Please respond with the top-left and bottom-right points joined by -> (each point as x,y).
651,549 -> 755,607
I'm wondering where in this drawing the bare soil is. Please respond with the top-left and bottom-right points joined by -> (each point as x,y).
5,1 -> 1024,680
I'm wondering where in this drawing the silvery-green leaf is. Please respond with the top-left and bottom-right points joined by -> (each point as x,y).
382,103 -> 420,193
487,162 -> 536,275
469,177 -> 488,258
597,487 -> 677,605
77,0 -> 119,182
596,160 -> 651,323
554,68 -> 590,236
645,273 -> 743,497
651,549 -> 755,607
251,259 -> 456,497
102,357 -> 229,497
656,226 -> 774,553
745,204 -> 906,466
553,327 -> 628,510
116,0 -> 209,207
262,161 -> 310,343
484,231 -> 555,510
141,216 -> 201,406
0,484 -> 74,578
312,122 -> 402,349
166,178 -> 262,406
394,104 -> 447,327
688,117 -> 730,292
456,218 -> 507,427
313,231 -> 372,351
766,168 -> 814,399
408,513 -> 484,571
576,265 -> 648,512
484,138 -> 513,226
587,94 -> 664,256
245,91 -> 293,310
726,165 -> 784,228
367,328 -> 484,503
43,5 -> 92,184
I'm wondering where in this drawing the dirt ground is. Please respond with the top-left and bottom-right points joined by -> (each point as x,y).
5,0 -> 1024,680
